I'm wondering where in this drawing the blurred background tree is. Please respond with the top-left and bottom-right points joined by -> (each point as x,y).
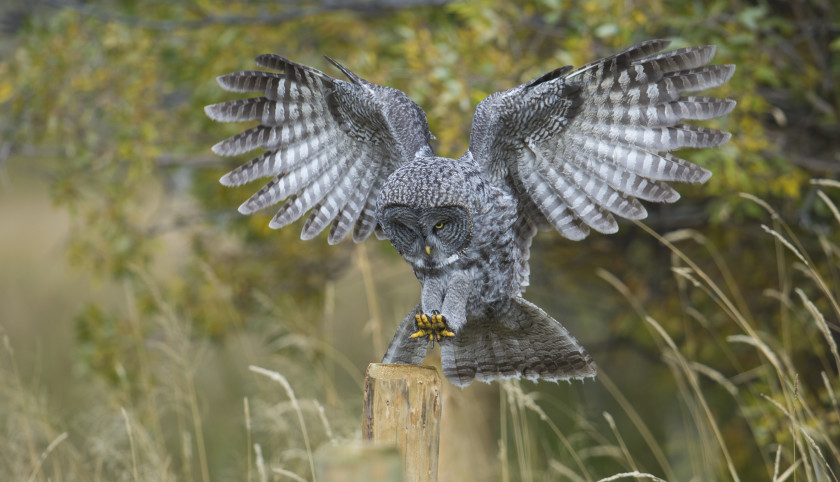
0,0 -> 838,481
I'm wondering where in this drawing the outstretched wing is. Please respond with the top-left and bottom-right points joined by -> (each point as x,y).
468,39 -> 735,240
205,55 -> 433,244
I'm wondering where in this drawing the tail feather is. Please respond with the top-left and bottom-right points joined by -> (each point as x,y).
381,299 -> 595,387
440,297 -> 596,387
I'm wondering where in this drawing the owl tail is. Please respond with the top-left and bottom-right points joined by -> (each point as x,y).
440,297 -> 596,387
380,299 -> 596,387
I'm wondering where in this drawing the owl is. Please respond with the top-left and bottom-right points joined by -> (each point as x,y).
205,40 -> 735,387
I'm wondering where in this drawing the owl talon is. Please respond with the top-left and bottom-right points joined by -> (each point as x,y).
410,312 -> 455,341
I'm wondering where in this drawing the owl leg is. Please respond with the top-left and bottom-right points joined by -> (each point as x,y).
438,272 -> 470,332
409,277 -> 455,341
420,277 -> 446,314
410,273 -> 470,341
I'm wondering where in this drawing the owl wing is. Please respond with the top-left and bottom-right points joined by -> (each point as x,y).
205,55 -> 433,243
467,39 -> 735,240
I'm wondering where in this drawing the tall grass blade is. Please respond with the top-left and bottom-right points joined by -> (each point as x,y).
647,316 -> 740,482
121,407 -> 140,482
24,432 -> 68,482
596,471 -> 667,481
249,365 -> 317,482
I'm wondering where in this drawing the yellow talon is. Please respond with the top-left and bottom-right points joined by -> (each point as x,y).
411,311 -> 455,342
411,313 -> 434,338
409,312 -> 455,341
411,314 -> 425,338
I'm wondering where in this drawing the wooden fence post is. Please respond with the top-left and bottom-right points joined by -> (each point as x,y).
363,363 -> 441,482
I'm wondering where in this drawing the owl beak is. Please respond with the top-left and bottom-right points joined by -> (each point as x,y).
425,245 -> 431,256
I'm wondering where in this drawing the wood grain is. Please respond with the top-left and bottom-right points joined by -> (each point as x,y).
363,363 -> 441,482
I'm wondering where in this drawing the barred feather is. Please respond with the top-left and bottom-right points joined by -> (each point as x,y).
206,54 -> 432,241
237,146 -> 344,214
353,182 -> 382,242
519,163 -> 590,240
384,298 -> 596,387
204,97 -> 272,123
469,39 -> 735,243
301,151 -> 369,239
329,167 -> 378,244
556,150 -> 650,218
267,154 -> 349,226
215,70 -> 283,93
638,45 -> 717,73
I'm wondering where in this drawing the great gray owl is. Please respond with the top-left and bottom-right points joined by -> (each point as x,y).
205,39 -> 735,387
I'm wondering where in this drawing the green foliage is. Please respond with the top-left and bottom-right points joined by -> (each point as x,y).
1,0 -> 839,480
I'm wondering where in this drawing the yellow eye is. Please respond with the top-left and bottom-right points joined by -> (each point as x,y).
434,222 -> 445,229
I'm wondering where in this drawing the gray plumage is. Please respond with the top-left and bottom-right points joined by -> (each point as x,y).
205,40 -> 735,387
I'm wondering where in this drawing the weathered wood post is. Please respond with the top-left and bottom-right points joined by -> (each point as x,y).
362,363 -> 442,482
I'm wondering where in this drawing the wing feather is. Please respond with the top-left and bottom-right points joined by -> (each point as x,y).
237,145 -> 340,214
528,143 -> 624,232
638,45 -> 717,72
567,145 -> 679,204
329,167 -> 378,244
560,151 -> 649,218
205,97 -> 274,123
301,151 -> 369,240
206,55 -> 432,242
353,177 -> 386,242
468,40 -> 735,241
519,159 -> 590,240
267,149 -> 351,229
214,70 -> 285,93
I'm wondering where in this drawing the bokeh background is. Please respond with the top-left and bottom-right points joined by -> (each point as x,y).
1,0 -> 838,481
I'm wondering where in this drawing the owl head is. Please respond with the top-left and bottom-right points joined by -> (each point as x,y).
376,157 -> 478,270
